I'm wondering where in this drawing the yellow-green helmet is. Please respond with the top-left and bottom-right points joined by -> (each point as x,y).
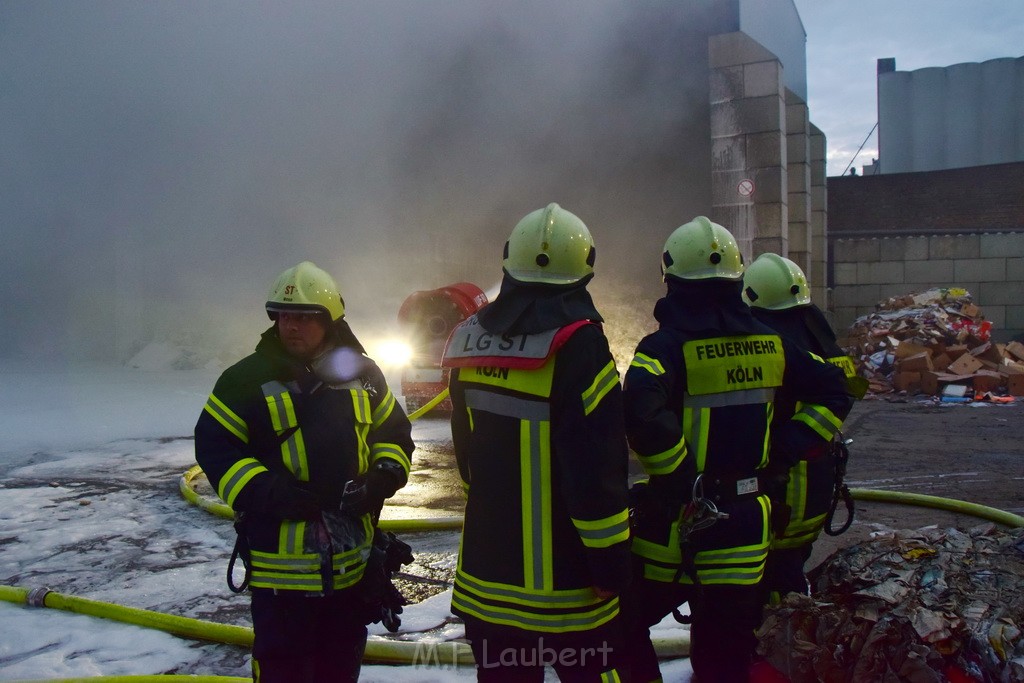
266,261 -> 345,321
503,203 -> 596,285
742,253 -> 811,310
661,216 -> 743,281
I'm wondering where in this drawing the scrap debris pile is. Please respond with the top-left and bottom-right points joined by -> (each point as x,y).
757,525 -> 1024,682
839,288 -> 1024,400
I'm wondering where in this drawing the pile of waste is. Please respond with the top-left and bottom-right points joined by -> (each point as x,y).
839,288 -> 1024,399
757,524 -> 1024,682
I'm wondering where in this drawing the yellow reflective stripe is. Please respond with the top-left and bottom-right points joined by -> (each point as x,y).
371,389 -> 396,427
683,405 -> 711,473
697,543 -> 769,564
218,458 -> 267,507
636,435 -> 687,476
600,670 -> 622,683
279,520 -> 303,555
452,590 -> 619,633
250,551 -> 320,572
828,354 -> 858,379
281,428 -> 309,481
581,360 -> 618,416
462,357 -> 557,397
630,352 -> 665,376
761,403 -> 773,469
572,509 -> 630,548
632,535 -> 681,564
260,383 -> 309,479
793,402 -> 843,440
642,562 -> 765,585
351,390 -> 372,473
263,386 -> 297,432
203,394 -> 249,444
454,568 -> 601,608
521,418 -> 553,592
787,460 -> 808,523
371,442 -> 411,477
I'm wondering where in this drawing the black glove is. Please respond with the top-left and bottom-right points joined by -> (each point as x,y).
265,476 -> 321,521
340,462 -> 403,517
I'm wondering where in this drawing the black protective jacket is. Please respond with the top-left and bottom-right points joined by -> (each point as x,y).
623,280 -> 853,584
194,327 -> 414,593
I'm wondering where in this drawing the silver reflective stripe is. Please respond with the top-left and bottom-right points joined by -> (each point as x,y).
699,546 -> 768,562
796,404 -> 842,436
582,361 -> 618,416
464,389 -> 550,420
455,571 -> 596,606
684,387 -> 775,408
574,518 -> 630,546
220,459 -> 266,505
281,521 -> 302,555
204,395 -> 249,443
261,381 -> 293,428
451,592 -> 619,631
251,554 -> 319,570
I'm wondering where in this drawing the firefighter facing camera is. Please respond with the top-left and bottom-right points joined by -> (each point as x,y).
743,253 -> 864,604
194,260 -> 415,682
442,203 -> 633,681
620,217 -> 853,682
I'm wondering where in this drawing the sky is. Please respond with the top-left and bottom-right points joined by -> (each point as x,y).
793,0 -> 1024,177
0,354 -> 695,681
2,0 -> 1022,373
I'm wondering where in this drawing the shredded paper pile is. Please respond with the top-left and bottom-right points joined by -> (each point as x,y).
757,525 -> 1024,682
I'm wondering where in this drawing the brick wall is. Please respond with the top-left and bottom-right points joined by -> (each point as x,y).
828,162 -> 1024,342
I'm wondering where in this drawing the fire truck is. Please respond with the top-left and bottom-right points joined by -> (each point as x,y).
396,282 -> 488,413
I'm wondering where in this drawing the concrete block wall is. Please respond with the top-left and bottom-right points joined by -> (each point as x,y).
832,232 -> 1024,342
708,32 -> 788,262
785,88 -> 811,278
809,125 -> 828,309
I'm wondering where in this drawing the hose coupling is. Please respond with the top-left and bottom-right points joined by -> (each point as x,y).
27,587 -> 51,607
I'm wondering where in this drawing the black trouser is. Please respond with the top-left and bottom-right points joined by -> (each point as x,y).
250,588 -> 367,683
762,544 -> 813,602
621,575 -> 763,683
464,618 -> 627,682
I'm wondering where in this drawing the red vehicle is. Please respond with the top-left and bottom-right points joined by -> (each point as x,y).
396,282 -> 488,413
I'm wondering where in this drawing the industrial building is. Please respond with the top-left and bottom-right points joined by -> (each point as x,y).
828,56 -> 1024,340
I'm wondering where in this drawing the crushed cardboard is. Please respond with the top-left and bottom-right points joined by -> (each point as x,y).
757,524 -> 1024,682
839,288 -> 1024,400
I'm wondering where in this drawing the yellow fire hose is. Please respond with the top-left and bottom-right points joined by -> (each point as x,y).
11,384 -> 1024,680
0,584 -> 689,671
8,678 -> 249,683
406,386 -> 450,421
